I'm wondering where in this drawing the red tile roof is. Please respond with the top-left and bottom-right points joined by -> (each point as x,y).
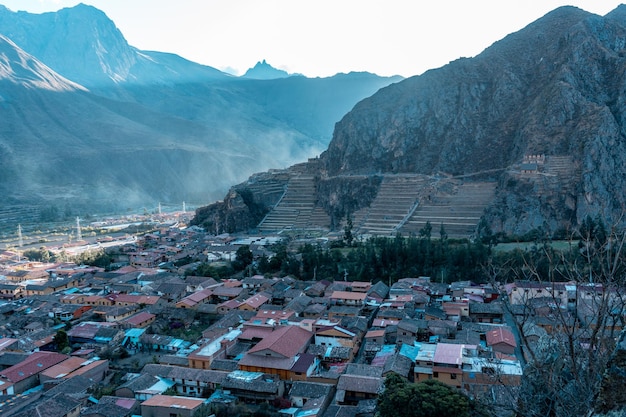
486,327 -> 517,347
124,311 -> 156,326
141,394 -> 204,409
247,325 -> 312,358
330,291 -> 367,301
1,352 -> 67,382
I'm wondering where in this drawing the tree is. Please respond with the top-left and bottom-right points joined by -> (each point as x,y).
419,220 -> 432,240
486,221 -> 626,417
344,214 -> 354,246
52,329 -> 69,352
232,245 -> 253,271
378,373 -> 473,417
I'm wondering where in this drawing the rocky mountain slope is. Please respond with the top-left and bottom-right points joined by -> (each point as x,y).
0,4 -> 400,229
193,5 -> 626,237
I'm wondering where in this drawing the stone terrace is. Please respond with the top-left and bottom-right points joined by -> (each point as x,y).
400,181 -> 496,239
353,175 -> 426,236
258,175 -> 323,233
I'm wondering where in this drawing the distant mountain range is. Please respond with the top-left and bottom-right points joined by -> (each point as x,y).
192,5 -> 626,237
0,4 -> 401,227
243,60 -> 292,79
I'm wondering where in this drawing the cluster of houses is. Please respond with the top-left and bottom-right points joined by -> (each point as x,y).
0,225 -> 623,417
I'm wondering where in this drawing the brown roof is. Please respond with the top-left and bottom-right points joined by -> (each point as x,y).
247,325 -> 312,358
330,291 -> 367,301
41,357 -> 86,379
1,351 -> 67,382
241,293 -> 269,309
124,312 -> 156,326
141,394 -> 204,409
486,327 -> 517,347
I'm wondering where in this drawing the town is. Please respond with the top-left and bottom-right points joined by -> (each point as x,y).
0,217 -> 622,417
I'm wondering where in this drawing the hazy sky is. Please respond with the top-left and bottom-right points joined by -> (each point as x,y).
0,1 -> 623,77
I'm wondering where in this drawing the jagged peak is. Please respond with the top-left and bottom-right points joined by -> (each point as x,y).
242,59 -> 290,79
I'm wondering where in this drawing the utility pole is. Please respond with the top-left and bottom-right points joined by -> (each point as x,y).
17,224 -> 23,248
76,217 -> 82,241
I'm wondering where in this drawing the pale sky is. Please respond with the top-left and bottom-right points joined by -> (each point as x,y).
0,1 -> 623,77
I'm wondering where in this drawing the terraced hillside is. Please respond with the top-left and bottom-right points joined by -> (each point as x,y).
254,173 -> 496,238
352,175 -> 426,235
257,175 -> 322,233
400,181 -> 497,239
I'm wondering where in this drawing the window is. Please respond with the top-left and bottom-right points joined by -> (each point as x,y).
433,372 -> 439,378
451,373 -> 457,379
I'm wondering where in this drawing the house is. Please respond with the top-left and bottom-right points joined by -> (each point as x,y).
288,381 -> 334,408
114,294 -> 162,307
366,281 -> 390,304
115,373 -> 168,400
0,337 -> 19,352
238,325 -> 314,380
0,283 -> 23,300
382,352 -> 413,379
462,355 -> 523,399
238,293 -> 270,311
212,285 -> 244,301
221,370 -> 285,404
122,311 -> 156,329
0,351 -> 68,393
469,301 -> 505,323
486,327 -> 517,355
424,306 -> 447,321
11,392 -> 82,417
68,321 -> 121,345
327,305 -> 362,320
432,343 -> 477,388
40,356 -> 109,383
140,394 -> 206,417
188,328 -> 241,370
139,334 -> 190,353
329,291 -> 366,306
142,364 -> 228,397
314,325 -> 361,356
81,396 -> 140,417
442,301 -> 470,321
176,288 -> 213,309
396,318 -> 430,345
335,364 -> 383,405
94,305 -> 139,322
364,329 -> 386,345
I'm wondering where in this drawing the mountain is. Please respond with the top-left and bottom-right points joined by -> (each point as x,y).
242,60 -> 291,79
0,4 -> 229,88
192,5 -> 626,237
0,4 -> 401,229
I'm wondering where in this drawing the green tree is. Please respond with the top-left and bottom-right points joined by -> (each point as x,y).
378,374 -> 472,417
419,220 -> 432,240
232,245 -> 253,271
344,214 -> 354,246
52,329 -> 70,352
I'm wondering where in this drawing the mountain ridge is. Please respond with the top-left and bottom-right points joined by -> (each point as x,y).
192,5 -> 626,237
0,4 -> 402,229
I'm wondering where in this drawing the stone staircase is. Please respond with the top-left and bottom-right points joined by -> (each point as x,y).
400,181 -> 496,238
257,175 -> 320,233
354,175 -> 426,235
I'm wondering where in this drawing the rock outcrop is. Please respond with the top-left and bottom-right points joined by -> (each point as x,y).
194,5 -> 626,237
